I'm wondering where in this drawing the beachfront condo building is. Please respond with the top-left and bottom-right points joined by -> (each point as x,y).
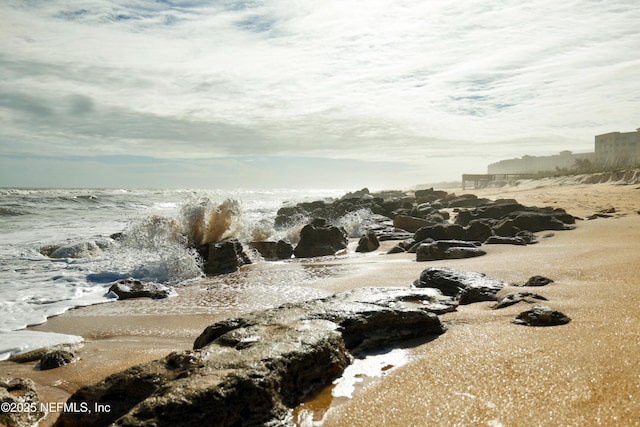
594,128 -> 640,168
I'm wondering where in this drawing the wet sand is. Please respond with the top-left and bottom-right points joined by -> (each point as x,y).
2,180 -> 640,426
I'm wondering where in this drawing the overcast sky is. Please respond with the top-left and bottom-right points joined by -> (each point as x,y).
1,0 -> 639,190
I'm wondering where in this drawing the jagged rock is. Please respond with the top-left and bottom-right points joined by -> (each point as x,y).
516,230 -> 538,244
414,188 -> 448,202
355,230 -> 380,253
249,240 -> 294,260
413,221 -> 492,243
511,305 -> 571,326
55,288 -> 452,427
508,211 -> 575,232
393,215 -> 433,233
294,218 -> 348,258
9,343 -> 81,363
520,275 -> 554,287
455,203 -> 575,234
465,220 -> 493,242
416,240 -> 486,261
484,235 -> 527,245
39,349 -> 77,370
375,229 -> 414,241
0,378 -> 45,427
414,223 -> 467,242
493,292 -> 548,309
108,278 -> 177,299
448,196 -> 491,208
413,267 -> 509,304
197,238 -> 251,275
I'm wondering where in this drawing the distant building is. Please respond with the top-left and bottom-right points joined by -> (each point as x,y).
595,128 -> 640,167
488,127 -> 640,174
487,151 -> 594,175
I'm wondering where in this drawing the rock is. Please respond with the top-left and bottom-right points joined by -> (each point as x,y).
454,203 -> 576,234
294,218 -> 348,258
393,215 -> 430,233
375,229 -> 414,241
414,188 -> 448,202
413,221 -> 492,243
355,230 -> 380,253
108,278 -> 177,299
511,305 -> 571,326
198,238 -> 252,275
55,287 -> 451,427
521,275 -> 554,287
249,240 -> 294,260
465,220 -> 493,242
448,196 -> 491,208
416,240 -> 486,262
9,343 -> 81,363
413,267 -> 509,304
508,211 -> 575,232
484,235 -> 527,245
493,292 -> 548,309
0,378 -> 45,427
39,349 -> 77,370
587,212 -> 614,220
516,230 -> 538,244
414,223 -> 467,242
492,218 -> 520,237
48,241 -> 102,258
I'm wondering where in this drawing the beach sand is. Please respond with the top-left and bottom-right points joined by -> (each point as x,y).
2,180 -> 640,426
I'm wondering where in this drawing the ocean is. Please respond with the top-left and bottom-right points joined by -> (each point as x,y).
0,187 -> 345,360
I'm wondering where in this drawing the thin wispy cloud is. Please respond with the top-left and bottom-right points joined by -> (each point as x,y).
1,0 -> 639,187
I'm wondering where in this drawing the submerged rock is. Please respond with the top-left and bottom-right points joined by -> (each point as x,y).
39,349 -> 77,370
511,305 -> 571,326
413,267 -> 510,304
55,287 -> 453,427
294,218 -> 348,258
197,238 -> 252,275
249,240 -> 294,260
355,230 -> 380,253
108,278 -> 177,299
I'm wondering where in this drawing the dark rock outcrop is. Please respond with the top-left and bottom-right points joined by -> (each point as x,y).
413,221 -> 492,244
197,238 -> 251,275
511,305 -> 571,326
413,267 -> 510,304
55,287 -> 453,427
108,278 -> 177,300
520,275 -> 554,287
249,240 -> 294,260
415,240 -> 486,261
393,215 -> 435,233
294,218 -> 348,258
484,235 -> 527,245
355,230 -> 380,253
0,378 -> 45,427
455,203 -> 576,234
39,349 -> 77,370
493,292 -> 548,309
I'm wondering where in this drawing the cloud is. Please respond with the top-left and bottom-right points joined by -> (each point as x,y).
1,0 -> 639,187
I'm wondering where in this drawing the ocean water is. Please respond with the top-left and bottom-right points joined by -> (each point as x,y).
0,187 -> 344,360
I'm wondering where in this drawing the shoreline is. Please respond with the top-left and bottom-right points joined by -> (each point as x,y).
2,180 -> 640,426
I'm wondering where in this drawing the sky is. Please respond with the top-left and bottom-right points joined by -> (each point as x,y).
1,0 -> 639,190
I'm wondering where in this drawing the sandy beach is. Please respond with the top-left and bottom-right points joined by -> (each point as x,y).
2,179 -> 640,426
